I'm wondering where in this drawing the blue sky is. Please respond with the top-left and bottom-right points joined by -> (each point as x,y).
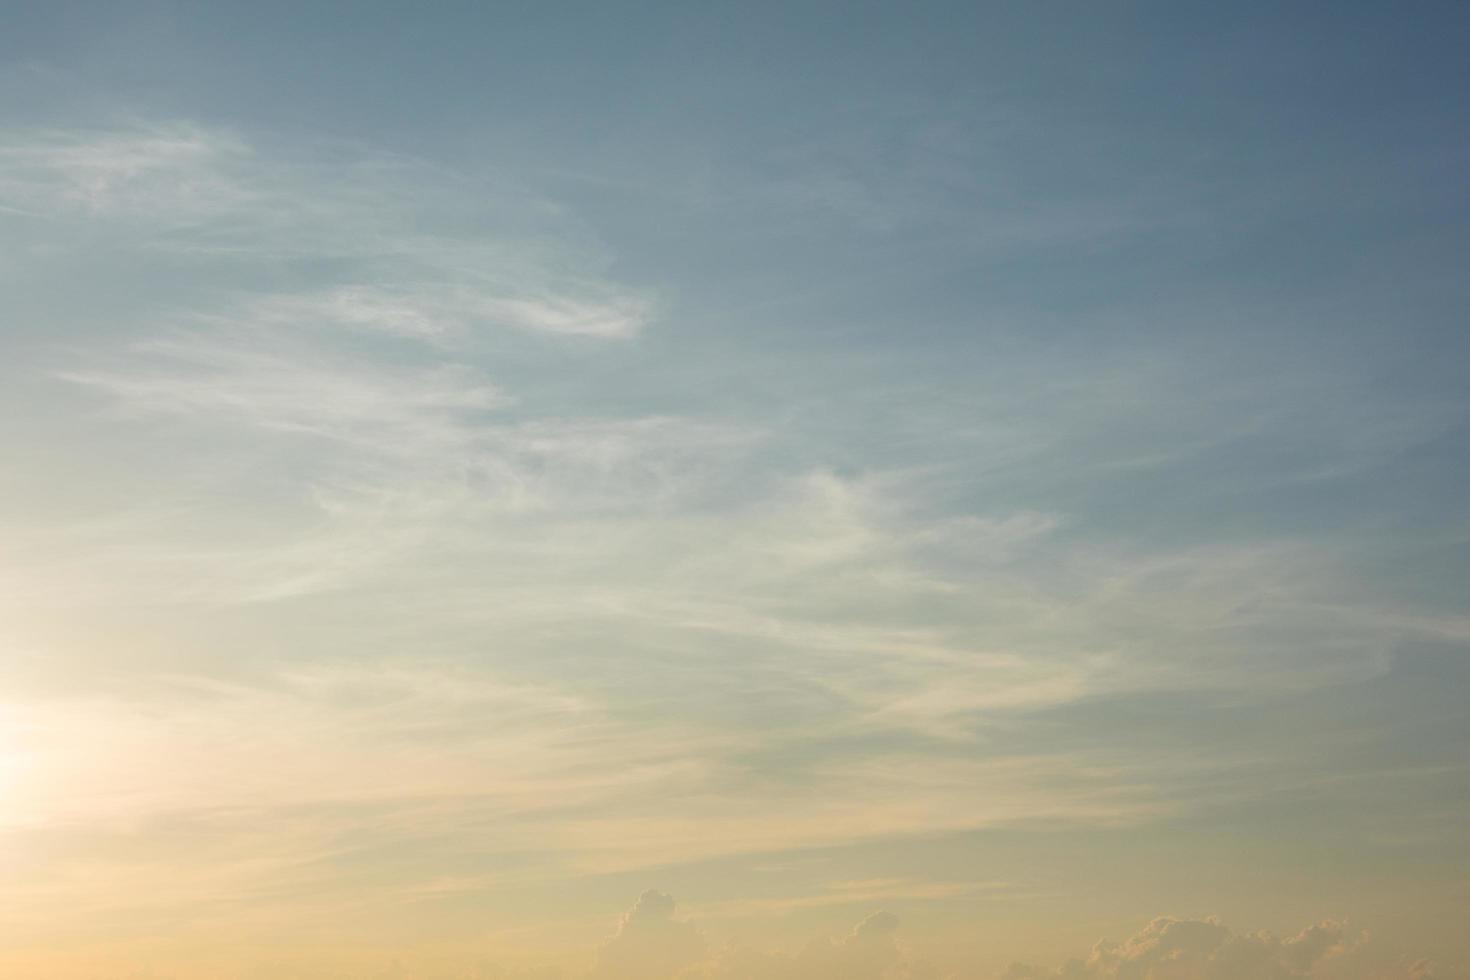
0,3 -> 1468,978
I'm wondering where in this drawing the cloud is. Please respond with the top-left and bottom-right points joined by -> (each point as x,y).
593,891 -> 706,980
778,910 -> 940,980
1000,916 -> 1358,980
7,120 -> 1468,968
0,122 -> 655,340
590,897 -> 938,980
695,877 -> 1007,917
60,330 -> 508,447
611,903 -> 1449,980
237,281 -> 652,343
0,122 -> 252,220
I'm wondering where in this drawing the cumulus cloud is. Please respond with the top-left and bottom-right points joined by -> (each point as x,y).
1000,915 -> 1358,980
593,890 -> 706,980
588,895 -> 940,980
780,909 -> 939,980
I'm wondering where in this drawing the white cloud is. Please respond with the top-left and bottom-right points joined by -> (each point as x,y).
594,891 -> 706,979
61,330 -> 508,446
236,280 -> 653,343
586,902 -> 1451,980
694,878 -> 1007,917
1,121 -> 655,340
0,122 -> 252,220
1000,916 -> 1356,980
588,895 -> 941,980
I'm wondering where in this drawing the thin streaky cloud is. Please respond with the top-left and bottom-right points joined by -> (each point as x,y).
2,6 -> 1467,974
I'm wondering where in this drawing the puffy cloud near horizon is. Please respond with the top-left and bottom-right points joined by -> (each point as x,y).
996,915 -> 1443,980
586,892 -> 939,980
586,894 -> 1449,980
691,908 -> 939,980
593,890 -> 706,980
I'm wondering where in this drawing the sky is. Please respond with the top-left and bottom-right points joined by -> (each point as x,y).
1,2 -> 1468,978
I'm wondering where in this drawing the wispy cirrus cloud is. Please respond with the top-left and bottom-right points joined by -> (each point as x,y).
0,121 -> 253,220
4,114 -> 1466,971
59,331 -> 509,445
1,121 -> 655,340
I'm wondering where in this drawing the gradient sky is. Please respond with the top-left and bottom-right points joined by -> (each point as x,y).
2,3 -> 1468,978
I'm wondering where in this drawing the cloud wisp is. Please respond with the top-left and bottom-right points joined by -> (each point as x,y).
3,115 -> 1466,974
